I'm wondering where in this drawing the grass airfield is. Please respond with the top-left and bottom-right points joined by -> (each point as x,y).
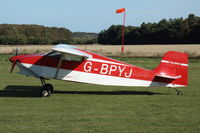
0,55 -> 200,133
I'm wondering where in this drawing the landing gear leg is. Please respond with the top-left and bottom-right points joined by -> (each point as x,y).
173,88 -> 182,95
40,77 -> 46,86
40,77 -> 53,97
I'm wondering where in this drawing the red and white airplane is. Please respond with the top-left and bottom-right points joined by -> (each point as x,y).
9,44 -> 188,97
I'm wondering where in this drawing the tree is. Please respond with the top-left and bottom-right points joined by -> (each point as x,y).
98,14 -> 200,44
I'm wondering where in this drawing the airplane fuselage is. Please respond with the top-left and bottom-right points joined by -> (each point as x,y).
11,53 -> 179,88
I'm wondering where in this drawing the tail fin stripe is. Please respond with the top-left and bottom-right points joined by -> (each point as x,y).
161,60 -> 188,67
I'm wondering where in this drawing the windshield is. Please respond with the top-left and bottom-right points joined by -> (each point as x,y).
46,51 -> 61,58
46,51 -> 83,62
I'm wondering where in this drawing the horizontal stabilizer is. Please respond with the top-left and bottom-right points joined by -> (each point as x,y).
155,74 -> 182,79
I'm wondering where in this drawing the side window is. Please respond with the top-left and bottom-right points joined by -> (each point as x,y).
62,53 -> 82,62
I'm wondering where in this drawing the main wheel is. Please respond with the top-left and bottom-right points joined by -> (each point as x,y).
40,84 -> 53,97
45,84 -> 54,93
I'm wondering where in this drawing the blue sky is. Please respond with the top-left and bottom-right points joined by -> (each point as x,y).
0,0 -> 199,32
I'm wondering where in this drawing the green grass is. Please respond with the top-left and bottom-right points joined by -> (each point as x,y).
0,55 -> 200,133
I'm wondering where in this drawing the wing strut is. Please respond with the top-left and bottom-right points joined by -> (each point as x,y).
54,54 -> 64,79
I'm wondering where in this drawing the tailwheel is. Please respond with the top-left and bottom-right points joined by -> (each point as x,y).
177,90 -> 182,95
173,88 -> 182,95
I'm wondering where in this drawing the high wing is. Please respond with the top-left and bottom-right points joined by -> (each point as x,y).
51,44 -> 92,58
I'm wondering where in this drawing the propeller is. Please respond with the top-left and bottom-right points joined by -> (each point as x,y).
10,47 -> 19,73
10,60 -> 17,73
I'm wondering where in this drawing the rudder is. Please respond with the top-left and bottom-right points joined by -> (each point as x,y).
153,51 -> 188,87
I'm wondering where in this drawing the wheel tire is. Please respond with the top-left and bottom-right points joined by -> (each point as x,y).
40,84 -> 53,97
45,84 -> 54,93
40,88 -> 50,97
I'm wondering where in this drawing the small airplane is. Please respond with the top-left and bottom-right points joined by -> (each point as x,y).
9,44 -> 188,97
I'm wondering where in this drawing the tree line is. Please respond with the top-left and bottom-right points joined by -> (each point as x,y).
98,14 -> 200,44
0,24 -> 73,45
0,24 -> 97,45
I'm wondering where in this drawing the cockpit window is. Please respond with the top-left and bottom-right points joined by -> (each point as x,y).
46,51 -> 84,62
62,53 -> 82,62
46,51 -> 61,58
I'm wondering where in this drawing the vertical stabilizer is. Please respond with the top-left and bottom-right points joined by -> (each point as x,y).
153,51 -> 188,87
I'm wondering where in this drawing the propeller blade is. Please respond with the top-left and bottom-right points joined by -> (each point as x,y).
10,61 -> 16,73
15,48 -> 19,56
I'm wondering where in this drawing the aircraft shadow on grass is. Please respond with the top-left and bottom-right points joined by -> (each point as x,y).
0,85 -> 163,97
54,90 -> 163,95
1,85 -> 42,97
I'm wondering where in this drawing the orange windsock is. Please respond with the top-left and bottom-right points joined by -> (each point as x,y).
116,8 -> 126,13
